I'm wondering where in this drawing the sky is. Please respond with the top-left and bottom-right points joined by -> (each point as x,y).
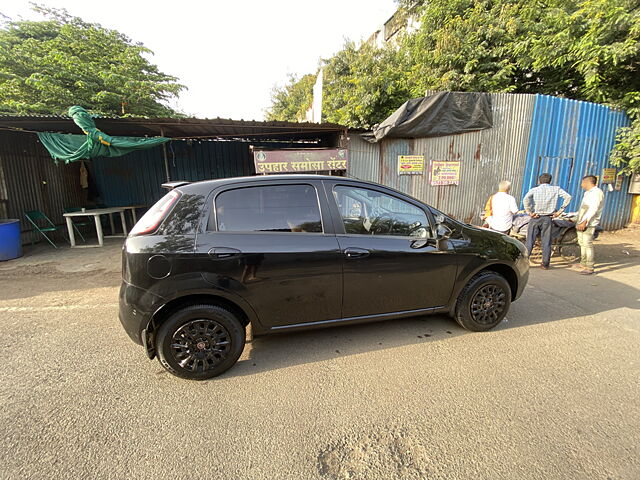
2,0 -> 397,120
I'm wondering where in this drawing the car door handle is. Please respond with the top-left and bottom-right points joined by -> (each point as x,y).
208,247 -> 242,259
343,247 -> 370,259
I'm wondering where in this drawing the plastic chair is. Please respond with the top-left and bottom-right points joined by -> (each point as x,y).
63,207 -> 91,242
24,210 -> 69,248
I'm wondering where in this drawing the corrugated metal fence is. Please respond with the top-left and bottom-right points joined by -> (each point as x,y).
89,139 -> 327,208
89,139 -> 253,207
349,93 -> 535,223
523,95 -> 631,230
348,93 -> 631,230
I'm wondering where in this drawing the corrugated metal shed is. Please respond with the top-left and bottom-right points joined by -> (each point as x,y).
90,140 -> 252,207
347,134 -> 380,183
88,138 -> 338,207
0,131 -> 83,243
0,114 -> 345,245
348,93 -> 535,224
523,95 -> 631,230
0,115 -> 345,140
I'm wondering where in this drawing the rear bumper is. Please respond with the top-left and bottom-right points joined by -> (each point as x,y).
118,281 -> 163,345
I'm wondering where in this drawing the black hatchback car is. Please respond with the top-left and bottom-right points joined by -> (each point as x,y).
120,175 -> 528,379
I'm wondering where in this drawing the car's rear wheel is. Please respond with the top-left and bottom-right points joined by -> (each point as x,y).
454,272 -> 511,332
156,304 -> 245,380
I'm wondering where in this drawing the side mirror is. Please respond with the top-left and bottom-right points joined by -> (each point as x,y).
435,223 -> 452,251
436,223 -> 452,240
408,227 -> 429,250
410,226 -> 428,238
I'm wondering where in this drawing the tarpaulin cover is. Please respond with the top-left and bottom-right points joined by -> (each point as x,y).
38,106 -> 169,164
370,92 -> 493,142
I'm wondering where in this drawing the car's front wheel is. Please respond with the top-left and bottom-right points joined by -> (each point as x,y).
454,272 -> 511,331
156,304 -> 246,380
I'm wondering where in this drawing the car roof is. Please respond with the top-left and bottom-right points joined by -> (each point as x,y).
196,174 -> 337,184
176,175 -> 435,212
178,174 -> 360,193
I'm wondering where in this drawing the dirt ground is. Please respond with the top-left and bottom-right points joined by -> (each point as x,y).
0,227 -> 638,480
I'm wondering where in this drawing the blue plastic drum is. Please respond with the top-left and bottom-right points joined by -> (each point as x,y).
0,219 -> 22,261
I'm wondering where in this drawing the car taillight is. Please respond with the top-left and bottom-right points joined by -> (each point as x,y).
130,190 -> 181,236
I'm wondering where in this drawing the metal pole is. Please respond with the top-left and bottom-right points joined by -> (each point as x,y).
160,127 -> 170,182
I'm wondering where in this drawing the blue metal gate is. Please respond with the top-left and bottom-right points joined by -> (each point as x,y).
522,95 -> 631,230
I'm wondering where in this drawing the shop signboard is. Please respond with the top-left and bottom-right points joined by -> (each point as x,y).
253,148 -> 347,174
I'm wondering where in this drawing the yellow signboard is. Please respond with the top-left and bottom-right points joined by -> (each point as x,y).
431,161 -> 461,186
601,168 -> 616,184
397,155 -> 424,175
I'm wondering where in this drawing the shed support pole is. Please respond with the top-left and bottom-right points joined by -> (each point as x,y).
160,128 -> 170,182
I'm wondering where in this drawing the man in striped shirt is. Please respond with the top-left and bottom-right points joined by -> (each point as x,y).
523,173 -> 572,269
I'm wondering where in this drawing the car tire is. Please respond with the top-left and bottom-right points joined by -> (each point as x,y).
156,304 -> 246,380
454,271 -> 511,332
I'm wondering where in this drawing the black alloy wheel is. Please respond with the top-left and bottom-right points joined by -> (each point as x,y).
470,284 -> 507,325
170,319 -> 231,373
156,304 -> 246,380
454,271 -> 512,332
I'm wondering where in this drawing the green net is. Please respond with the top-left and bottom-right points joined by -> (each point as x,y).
38,106 -> 169,164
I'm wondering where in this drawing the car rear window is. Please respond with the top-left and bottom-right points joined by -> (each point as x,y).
214,184 -> 323,233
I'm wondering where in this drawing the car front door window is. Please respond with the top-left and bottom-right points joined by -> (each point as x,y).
333,186 -> 430,238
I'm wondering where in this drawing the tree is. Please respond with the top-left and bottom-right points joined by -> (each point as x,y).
404,0 -> 640,172
0,5 -> 185,117
522,0 -> 639,174
268,0 -> 640,173
265,73 -> 316,122
323,41 -> 410,128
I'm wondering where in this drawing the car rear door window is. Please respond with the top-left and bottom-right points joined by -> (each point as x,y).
215,184 -> 323,233
333,185 -> 430,237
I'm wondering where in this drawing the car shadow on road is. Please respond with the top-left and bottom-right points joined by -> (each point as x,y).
230,313 -> 466,378
225,257 -> 639,379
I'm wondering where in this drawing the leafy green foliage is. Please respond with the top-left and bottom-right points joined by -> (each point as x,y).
269,0 -> 640,173
265,73 -> 315,122
0,5 -> 185,117
322,42 -> 410,128
611,121 -> 640,174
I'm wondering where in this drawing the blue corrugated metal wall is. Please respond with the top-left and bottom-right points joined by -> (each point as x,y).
523,94 -> 631,230
89,139 -> 254,207
89,139 -> 332,207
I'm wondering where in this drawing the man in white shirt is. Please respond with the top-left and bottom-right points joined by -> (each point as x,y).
485,180 -> 519,234
574,175 -> 604,275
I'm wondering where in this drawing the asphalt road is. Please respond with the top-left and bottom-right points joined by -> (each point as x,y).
0,230 -> 638,480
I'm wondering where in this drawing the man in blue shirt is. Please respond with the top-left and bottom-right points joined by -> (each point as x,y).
523,173 -> 572,269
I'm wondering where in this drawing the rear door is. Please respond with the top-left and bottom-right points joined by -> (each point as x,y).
196,180 -> 342,329
325,181 -> 458,318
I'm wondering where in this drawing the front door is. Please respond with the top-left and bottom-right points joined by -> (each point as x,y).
328,183 -> 458,319
196,182 -> 342,329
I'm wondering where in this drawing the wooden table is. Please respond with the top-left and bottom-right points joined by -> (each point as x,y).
63,207 -> 127,247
